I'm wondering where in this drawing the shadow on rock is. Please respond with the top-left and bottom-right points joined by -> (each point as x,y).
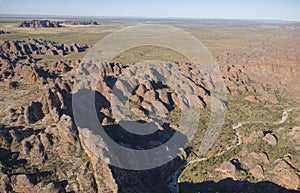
179,178 -> 300,193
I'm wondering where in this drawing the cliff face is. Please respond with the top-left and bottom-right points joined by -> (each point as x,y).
0,38 -> 197,192
63,20 -> 99,25
18,20 -> 62,28
18,20 -> 100,28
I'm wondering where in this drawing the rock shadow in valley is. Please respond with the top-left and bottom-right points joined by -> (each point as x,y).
179,178 -> 300,193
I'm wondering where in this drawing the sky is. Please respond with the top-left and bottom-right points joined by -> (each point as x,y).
0,0 -> 300,21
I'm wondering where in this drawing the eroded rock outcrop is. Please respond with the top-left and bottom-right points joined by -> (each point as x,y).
63,20 -> 99,25
18,20 -> 62,28
0,39 -> 88,59
217,39 -> 300,102
262,133 -> 278,146
272,160 -> 300,190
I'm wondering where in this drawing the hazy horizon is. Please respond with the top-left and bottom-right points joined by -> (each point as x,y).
0,0 -> 300,22
1,13 -> 299,24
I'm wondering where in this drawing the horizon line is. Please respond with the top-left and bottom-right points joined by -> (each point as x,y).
0,13 -> 300,23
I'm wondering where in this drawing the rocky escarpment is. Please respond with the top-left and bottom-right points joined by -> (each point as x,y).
1,52 -> 299,192
0,39 -> 88,91
18,19 -> 100,28
18,20 -> 62,28
3,87 -> 66,125
63,20 -> 99,25
73,61 -> 210,192
0,39 -> 88,60
0,115 -> 98,193
1,49 -> 207,192
0,57 -> 111,192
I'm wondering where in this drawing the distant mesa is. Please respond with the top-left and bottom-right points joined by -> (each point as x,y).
17,20 -> 100,28
18,20 -> 62,28
63,20 -> 99,25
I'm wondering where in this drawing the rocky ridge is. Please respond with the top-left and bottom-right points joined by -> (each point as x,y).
63,20 -> 99,25
18,20 -> 62,28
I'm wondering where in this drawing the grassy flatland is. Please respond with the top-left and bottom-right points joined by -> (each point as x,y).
0,22 -> 125,45
1,19 -> 294,60
178,92 -> 299,184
